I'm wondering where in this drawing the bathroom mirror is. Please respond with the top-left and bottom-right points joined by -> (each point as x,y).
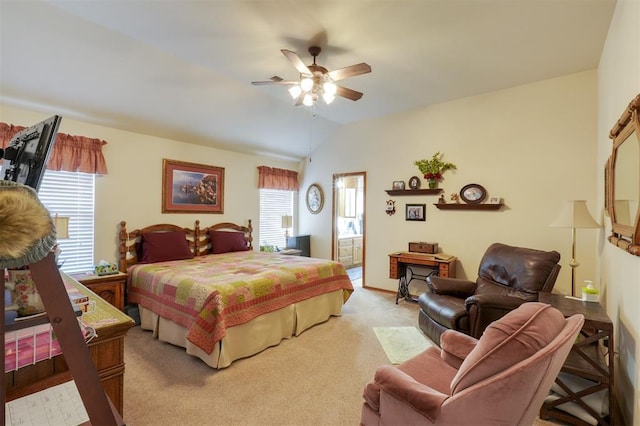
608,93 -> 640,255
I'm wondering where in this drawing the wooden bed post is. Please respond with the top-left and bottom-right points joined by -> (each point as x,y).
118,221 -> 128,272
195,220 -> 201,255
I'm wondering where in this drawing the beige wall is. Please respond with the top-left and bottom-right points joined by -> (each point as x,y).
0,104 -> 299,263
3,13 -> 637,419
301,70 -> 598,299
597,1 -> 640,423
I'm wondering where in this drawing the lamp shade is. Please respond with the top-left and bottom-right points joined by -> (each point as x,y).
550,200 -> 600,229
53,214 -> 70,239
281,215 -> 293,229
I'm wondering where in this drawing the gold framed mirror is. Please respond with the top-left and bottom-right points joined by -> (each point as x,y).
607,93 -> 640,255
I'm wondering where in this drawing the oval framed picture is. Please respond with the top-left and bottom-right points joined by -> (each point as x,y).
408,176 -> 421,190
460,183 -> 487,204
306,183 -> 324,214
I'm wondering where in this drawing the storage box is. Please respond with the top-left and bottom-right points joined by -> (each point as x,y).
408,241 -> 438,254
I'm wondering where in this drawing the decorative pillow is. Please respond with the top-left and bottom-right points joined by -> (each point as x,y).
140,231 -> 194,263
210,231 -> 249,254
450,302 -> 565,394
5,269 -> 45,316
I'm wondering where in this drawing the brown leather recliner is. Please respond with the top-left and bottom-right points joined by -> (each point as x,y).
418,242 -> 561,344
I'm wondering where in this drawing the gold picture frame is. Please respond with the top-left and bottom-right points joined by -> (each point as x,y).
162,159 -> 224,213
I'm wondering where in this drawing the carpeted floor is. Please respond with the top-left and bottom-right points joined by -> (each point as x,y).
122,286 -> 562,425
122,286 -> 418,425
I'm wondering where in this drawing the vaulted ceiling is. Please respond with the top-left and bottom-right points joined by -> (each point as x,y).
0,0 -> 616,160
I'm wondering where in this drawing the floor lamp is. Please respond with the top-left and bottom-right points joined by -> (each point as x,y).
550,200 -> 600,297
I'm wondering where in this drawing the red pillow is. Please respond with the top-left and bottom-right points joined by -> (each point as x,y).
140,231 -> 194,263
210,231 -> 249,254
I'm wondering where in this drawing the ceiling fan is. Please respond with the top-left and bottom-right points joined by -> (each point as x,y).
251,46 -> 371,107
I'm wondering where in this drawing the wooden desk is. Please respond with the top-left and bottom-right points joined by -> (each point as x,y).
4,274 -> 135,416
538,293 -> 615,425
389,252 -> 456,303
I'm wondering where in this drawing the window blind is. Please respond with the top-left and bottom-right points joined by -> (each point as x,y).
38,170 -> 95,274
259,189 -> 295,250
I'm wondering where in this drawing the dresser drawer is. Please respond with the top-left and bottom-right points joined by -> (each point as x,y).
338,238 -> 353,247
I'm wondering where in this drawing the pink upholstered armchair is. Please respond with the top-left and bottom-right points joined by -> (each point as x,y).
361,302 -> 584,425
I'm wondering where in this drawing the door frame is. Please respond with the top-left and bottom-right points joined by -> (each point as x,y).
332,171 -> 366,286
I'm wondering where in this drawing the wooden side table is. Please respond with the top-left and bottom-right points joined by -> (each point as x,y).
71,271 -> 127,311
388,252 -> 456,303
538,293 -> 616,425
5,274 -> 135,417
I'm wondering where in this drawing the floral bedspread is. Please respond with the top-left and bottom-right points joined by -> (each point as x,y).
127,251 -> 354,354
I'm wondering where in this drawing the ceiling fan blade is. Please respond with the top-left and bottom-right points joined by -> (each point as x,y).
252,76 -> 298,86
328,63 -> 371,82
281,49 -> 311,75
336,85 -> 364,101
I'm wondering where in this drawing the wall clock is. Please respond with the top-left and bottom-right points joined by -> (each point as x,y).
306,183 -> 324,214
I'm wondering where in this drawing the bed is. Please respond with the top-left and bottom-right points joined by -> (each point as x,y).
118,219 -> 354,368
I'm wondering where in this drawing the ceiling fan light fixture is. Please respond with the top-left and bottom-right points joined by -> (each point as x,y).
288,85 -> 302,99
323,81 -> 337,96
300,77 -> 314,92
303,93 -> 314,107
322,93 -> 335,104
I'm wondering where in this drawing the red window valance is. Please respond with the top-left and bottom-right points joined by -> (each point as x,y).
0,122 -> 108,175
257,166 -> 298,191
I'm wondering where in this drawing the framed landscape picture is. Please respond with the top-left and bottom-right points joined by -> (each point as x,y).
162,159 -> 225,213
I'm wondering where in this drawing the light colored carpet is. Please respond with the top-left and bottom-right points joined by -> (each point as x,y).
122,287 -> 561,425
373,326 -> 434,364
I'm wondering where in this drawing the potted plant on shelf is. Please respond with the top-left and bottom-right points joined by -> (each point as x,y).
413,152 -> 457,189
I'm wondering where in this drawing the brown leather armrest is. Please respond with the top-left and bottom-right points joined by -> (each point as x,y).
427,276 -> 476,298
440,330 -> 478,369
464,293 -> 527,310
464,294 -> 527,338
375,365 -> 448,422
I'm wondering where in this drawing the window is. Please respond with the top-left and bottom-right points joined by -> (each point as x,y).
259,189 -> 295,250
38,170 -> 95,274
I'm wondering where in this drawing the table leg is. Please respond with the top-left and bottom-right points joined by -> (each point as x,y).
395,275 -> 408,304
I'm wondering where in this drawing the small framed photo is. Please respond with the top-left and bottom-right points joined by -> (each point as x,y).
460,183 -> 487,204
488,196 -> 502,204
408,176 -> 421,190
405,204 -> 426,221
392,180 -> 406,190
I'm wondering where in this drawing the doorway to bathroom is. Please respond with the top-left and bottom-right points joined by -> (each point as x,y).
332,172 -> 366,287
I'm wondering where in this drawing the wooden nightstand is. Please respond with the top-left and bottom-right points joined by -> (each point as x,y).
70,271 -> 127,311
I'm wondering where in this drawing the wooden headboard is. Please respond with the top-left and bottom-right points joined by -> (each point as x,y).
200,220 -> 253,256
118,219 -> 253,272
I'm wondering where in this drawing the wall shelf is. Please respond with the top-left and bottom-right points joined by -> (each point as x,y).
434,203 -> 503,210
385,189 -> 442,196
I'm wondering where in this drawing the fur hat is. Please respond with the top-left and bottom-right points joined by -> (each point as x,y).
0,180 -> 57,269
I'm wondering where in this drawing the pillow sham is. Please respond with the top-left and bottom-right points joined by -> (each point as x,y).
140,231 -> 194,263
210,230 -> 249,254
6,269 -> 45,316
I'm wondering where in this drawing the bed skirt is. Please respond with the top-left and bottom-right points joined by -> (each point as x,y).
138,289 -> 345,368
